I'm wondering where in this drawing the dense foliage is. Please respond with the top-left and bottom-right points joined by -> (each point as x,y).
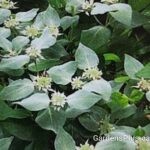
0,0 -> 150,149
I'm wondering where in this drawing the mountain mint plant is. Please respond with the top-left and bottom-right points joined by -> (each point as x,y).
0,0 -> 149,149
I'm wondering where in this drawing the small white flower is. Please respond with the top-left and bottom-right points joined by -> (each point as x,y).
48,25 -> 61,37
71,77 -> 85,90
81,0 -> 94,15
101,0 -> 119,4
32,74 -> 52,92
4,16 -> 19,28
82,67 -> 103,80
0,0 -> 17,9
23,25 -> 39,38
133,78 -> 150,92
76,141 -> 95,150
51,91 -> 67,110
2,50 -> 18,58
26,47 -> 42,59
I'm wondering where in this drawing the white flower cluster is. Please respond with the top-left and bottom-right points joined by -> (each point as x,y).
0,0 -> 16,9
134,78 -> 150,92
51,91 -> 67,110
81,0 -> 94,15
76,141 -> 95,150
83,67 -> 103,80
23,26 -> 40,38
26,47 -> 42,59
31,73 -> 67,110
4,17 -> 19,28
32,74 -> 52,92
48,25 -> 61,37
71,67 -> 103,90
80,0 -> 119,15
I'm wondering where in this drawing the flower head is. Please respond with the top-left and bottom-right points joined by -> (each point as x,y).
23,25 -> 39,38
99,116 -> 115,135
81,0 -> 94,15
49,25 -> 60,37
51,91 -> 67,110
134,78 -> 150,92
4,16 -> 19,28
135,138 -> 150,150
82,67 -> 103,80
71,77 -> 85,90
0,0 -> 17,9
32,74 -> 52,92
76,141 -> 95,150
26,47 -> 42,59
101,0 -> 119,4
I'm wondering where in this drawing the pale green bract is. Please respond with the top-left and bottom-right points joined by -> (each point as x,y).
124,54 -> 144,79
15,9 -> 39,22
0,55 -> 30,70
0,79 -> 34,101
14,93 -> 50,111
48,61 -> 77,85
75,43 -> 99,69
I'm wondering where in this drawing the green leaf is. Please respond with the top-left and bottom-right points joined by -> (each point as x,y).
66,108 -> 89,118
104,53 -> 121,62
48,61 -> 77,85
128,0 -> 150,11
36,107 -> 66,133
31,29 -> 56,50
114,76 -> 129,83
110,3 -> 132,26
0,79 -> 34,101
75,43 -> 99,70
55,128 -> 75,150
108,92 -> 129,112
0,36 -> 12,51
60,15 -> 79,30
134,126 -> 145,137
111,105 -> 137,121
136,63 -> 150,79
14,93 -> 50,111
42,43 -> 68,59
79,106 -> 108,132
0,100 -> 30,120
0,55 -> 30,71
129,89 -> 144,103
12,36 -> 29,51
131,11 -> 149,28
16,9 -> 39,22
1,69 -> 24,77
28,59 -> 60,72
0,27 -> 11,38
146,91 -> 150,102
43,5 -> 60,26
82,79 -> 112,101
48,0 -> 66,9
0,9 -> 11,24
80,26 -> 111,51
0,120 -> 37,141
0,137 -> 13,150
124,54 -> 144,79
67,90 -> 102,110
